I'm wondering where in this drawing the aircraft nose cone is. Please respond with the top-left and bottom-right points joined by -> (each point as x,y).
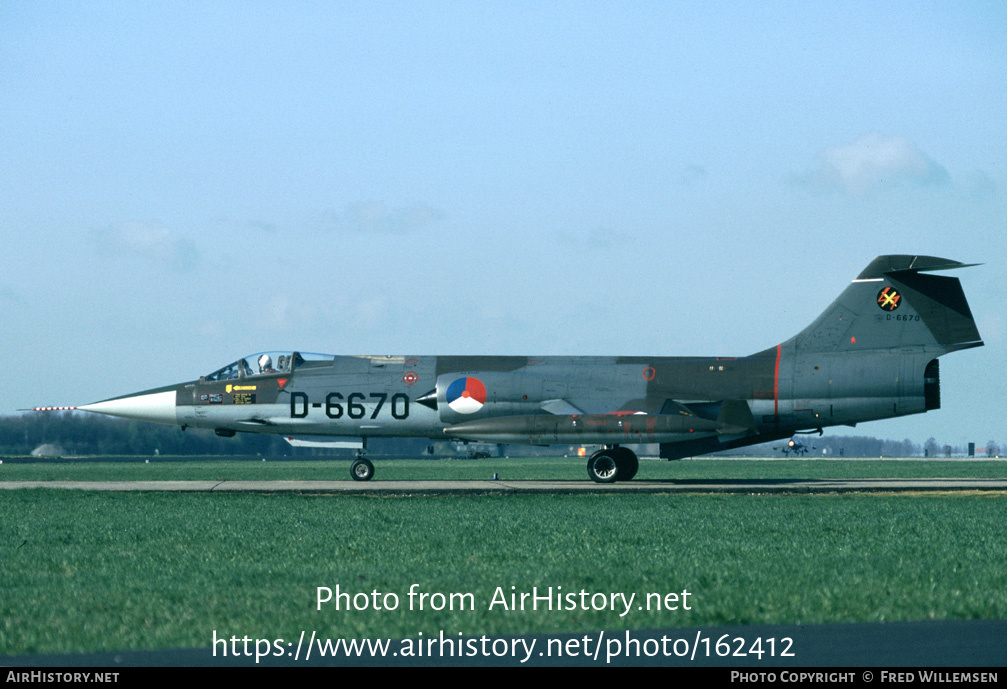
79,389 -> 178,425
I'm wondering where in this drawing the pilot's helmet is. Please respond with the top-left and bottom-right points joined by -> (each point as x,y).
258,354 -> 273,372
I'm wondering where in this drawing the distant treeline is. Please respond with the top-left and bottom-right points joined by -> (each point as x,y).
2,412 -> 999,459
719,436 -> 958,458
0,412 -> 428,457
716,435 -> 1004,458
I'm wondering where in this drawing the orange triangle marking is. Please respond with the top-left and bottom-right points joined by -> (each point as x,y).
277,378 -> 288,389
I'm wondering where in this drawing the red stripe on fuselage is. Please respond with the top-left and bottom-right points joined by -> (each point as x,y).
774,343 -> 781,416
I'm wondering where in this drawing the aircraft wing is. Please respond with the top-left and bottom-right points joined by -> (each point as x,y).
540,399 -> 585,415
283,435 -> 364,449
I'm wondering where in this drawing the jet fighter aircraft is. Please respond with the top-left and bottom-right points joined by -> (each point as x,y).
36,255 -> 982,482
775,437 -> 815,457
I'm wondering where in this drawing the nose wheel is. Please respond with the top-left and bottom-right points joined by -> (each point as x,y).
586,447 -> 639,483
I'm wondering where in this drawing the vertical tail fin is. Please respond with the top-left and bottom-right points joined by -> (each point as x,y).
788,255 -> 982,354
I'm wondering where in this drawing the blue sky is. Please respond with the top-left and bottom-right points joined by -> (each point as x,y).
3,1 -> 1005,448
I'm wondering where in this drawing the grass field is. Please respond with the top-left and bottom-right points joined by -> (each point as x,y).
2,457 -> 1006,656
5,455 -> 1007,481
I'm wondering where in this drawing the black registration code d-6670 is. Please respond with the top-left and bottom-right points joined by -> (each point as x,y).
289,392 -> 409,420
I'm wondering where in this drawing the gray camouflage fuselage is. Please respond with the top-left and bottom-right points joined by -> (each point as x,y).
54,255 -> 982,475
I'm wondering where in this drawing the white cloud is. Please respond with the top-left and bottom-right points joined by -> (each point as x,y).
257,292 -> 391,335
260,294 -> 316,332
554,226 -> 635,248
965,170 -> 999,200
0,284 -> 24,304
95,221 -> 199,272
352,294 -> 390,329
680,164 -> 707,184
796,133 -> 949,195
320,202 -> 445,234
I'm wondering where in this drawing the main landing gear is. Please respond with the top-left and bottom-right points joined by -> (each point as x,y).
350,441 -> 374,481
586,446 -> 639,483
350,458 -> 374,481
350,459 -> 374,481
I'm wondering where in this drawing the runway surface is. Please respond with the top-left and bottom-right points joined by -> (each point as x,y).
3,477 -> 1007,494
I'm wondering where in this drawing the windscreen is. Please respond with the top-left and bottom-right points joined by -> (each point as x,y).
204,351 -> 334,381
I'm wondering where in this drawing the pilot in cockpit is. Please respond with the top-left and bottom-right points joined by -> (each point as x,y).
258,354 -> 277,374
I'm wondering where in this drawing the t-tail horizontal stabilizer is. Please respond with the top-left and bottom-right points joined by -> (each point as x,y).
784,254 -> 982,355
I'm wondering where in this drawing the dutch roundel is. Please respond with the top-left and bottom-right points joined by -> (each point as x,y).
446,377 -> 487,414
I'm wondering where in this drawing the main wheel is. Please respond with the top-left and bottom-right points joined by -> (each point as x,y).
587,451 -> 619,483
612,447 -> 639,481
350,458 -> 374,481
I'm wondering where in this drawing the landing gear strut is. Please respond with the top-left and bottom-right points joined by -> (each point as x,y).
586,446 -> 639,483
350,440 -> 374,481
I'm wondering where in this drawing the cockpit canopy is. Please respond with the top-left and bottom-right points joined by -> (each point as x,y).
204,351 -> 334,381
